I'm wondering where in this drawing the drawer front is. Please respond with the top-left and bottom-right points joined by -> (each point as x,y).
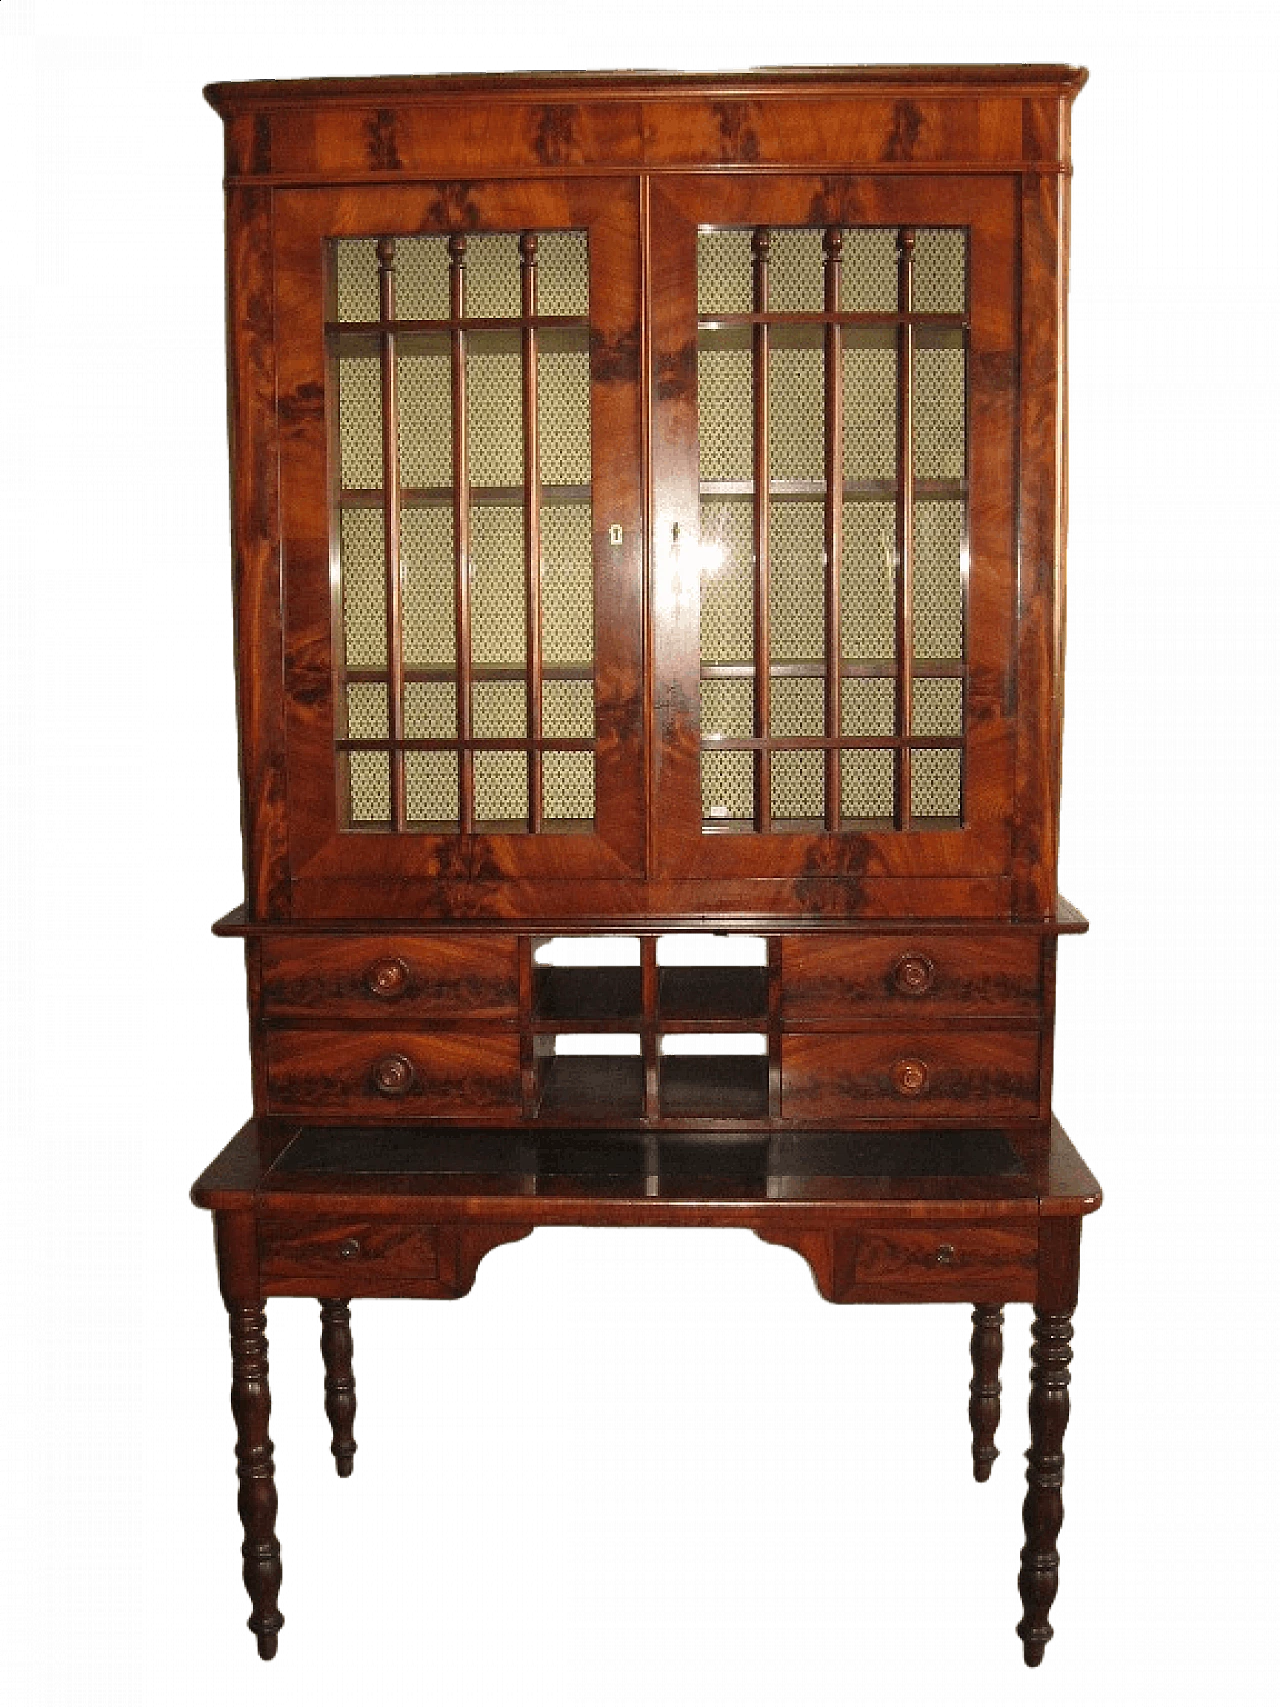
782,934 -> 1042,1019
265,1029 -> 522,1119
260,1216 -> 441,1289
853,1221 -> 1038,1297
781,1028 -> 1041,1121
260,935 -> 519,1020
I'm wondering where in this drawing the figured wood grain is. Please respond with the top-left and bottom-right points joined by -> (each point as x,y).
260,934 -> 519,1018
782,933 -> 1042,1017
264,1029 -> 522,1119
781,1027 -> 1041,1122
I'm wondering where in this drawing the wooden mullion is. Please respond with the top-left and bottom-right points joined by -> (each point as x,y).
751,227 -> 772,833
641,936 -> 659,1120
822,227 -> 843,833
894,227 -> 916,831
376,239 -> 407,831
520,233 -> 544,834
449,235 -> 475,834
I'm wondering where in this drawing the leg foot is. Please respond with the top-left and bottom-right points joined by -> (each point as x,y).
319,1298 -> 357,1477
968,1304 -> 1004,1482
229,1302 -> 284,1659
1017,1307 -> 1074,1665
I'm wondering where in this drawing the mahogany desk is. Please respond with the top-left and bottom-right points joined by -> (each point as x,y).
193,1117 -> 1100,1665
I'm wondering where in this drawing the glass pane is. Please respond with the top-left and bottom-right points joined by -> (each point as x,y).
697,229 -> 753,315
348,751 -> 390,824
841,500 -> 896,660
770,677 -> 823,738
544,749 -> 594,821
769,502 -> 824,663
536,231 -> 589,316
913,500 -> 964,660
771,750 -> 823,821
769,342 -> 823,480
463,234 -> 522,316
701,751 -> 753,821
406,750 -> 458,825
539,341 -> 591,485
540,504 -> 594,665
340,509 -> 386,669
842,678 -> 894,735
911,677 -> 962,736
467,331 -> 523,486
843,332 -> 897,482
914,329 -> 966,481
338,357 -> 382,488
474,750 -> 528,823
842,749 -> 894,819
698,338 -> 752,482
346,682 -> 388,739
700,679 -> 753,739
470,506 -> 526,666
768,227 -> 823,312
700,499 -> 753,663
473,680 -> 527,739
840,228 -> 897,312
911,748 -> 962,819
913,228 -> 967,314
404,681 -> 456,740
543,678 -> 593,738
401,509 -> 455,668
397,349 -> 451,486
335,239 -> 379,321
395,236 -> 450,319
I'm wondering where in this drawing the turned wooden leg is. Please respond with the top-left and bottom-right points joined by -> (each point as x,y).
319,1298 -> 357,1477
228,1303 -> 284,1660
1017,1307 -> 1074,1666
968,1304 -> 1004,1482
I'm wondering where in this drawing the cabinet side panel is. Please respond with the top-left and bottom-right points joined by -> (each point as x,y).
1012,124 -> 1071,915
225,186 -> 290,918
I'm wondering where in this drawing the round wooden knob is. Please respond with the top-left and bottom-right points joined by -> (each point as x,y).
892,1057 -> 929,1096
935,1243 -> 956,1266
364,956 -> 409,997
372,1053 -> 415,1096
893,953 -> 936,995
338,1238 -> 362,1261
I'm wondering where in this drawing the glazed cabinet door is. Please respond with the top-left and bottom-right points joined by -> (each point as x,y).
650,175 -> 1019,892
270,180 -> 643,905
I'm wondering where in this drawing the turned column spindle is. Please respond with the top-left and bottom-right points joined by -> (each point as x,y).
228,1303 -> 284,1660
1017,1308 -> 1075,1666
319,1298 -> 358,1476
968,1303 -> 1005,1481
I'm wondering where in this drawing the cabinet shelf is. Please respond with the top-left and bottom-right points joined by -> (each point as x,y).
699,478 -> 966,502
699,659 -> 964,679
659,1056 -> 769,1120
340,483 -> 591,510
537,1055 -> 645,1119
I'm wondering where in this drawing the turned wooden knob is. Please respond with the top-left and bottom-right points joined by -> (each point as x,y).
892,1057 -> 929,1096
935,1243 -> 956,1266
364,956 -> 409,997
371,1054 -> 415,1096
338,1238 -> 362,1260
893,952 -> 936,995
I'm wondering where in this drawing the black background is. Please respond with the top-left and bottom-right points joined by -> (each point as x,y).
20,30 -> 1262,1707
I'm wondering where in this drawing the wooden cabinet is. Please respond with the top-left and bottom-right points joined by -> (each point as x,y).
195,67 -> 1099,1667
212,65 -> 1086,1133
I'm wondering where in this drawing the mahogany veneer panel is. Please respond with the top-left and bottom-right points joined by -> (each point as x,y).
781,1027 -> 1041,1122
261,934 -> 519,1019
265,1029 -> 522,1119
782,933 -> 1042,1018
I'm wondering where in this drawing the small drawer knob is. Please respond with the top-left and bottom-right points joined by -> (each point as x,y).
935,1243 -> 956,1266
894,953 -> 936,995
892,1057 -> 929,1096
338,1237 -> 362,1261
372,1053 -> 415,1096
364,956 -> 409,998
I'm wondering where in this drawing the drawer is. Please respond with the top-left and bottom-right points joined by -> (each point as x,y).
853,1221 -> 1038,1297
260,935 -> 519,1021
264,1029 -> 522,1120
782,934 -> 1042,1019
259,1216 -> 441,1290
781,1028 -> 1041,1121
